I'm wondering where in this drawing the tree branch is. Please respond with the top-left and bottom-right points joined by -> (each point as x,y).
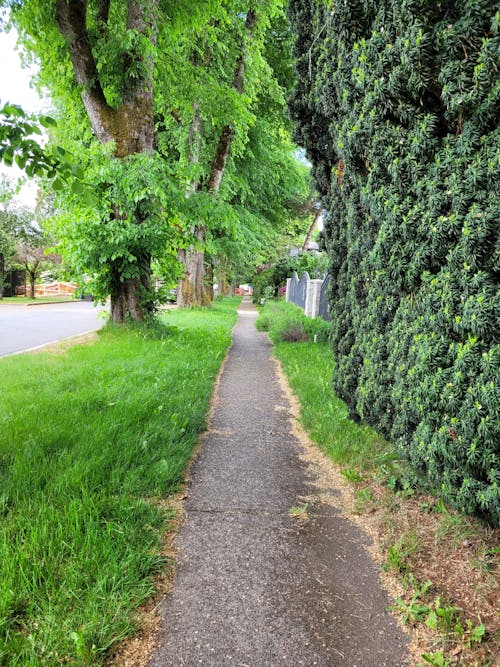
55,0 -> 108,108
302,206 -> 322,251
124,0 -> 159,104
56,0 -> 116,143
97,0 -> 111,27
232,10 -> 257,94
207,10 -> 257,193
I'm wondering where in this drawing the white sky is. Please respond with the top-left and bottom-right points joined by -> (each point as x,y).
0,16 -> 51,206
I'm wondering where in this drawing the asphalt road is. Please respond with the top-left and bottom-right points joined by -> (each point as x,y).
0,301 -> 108,357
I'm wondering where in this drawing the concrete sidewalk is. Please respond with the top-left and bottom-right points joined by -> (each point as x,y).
148,298 -> 408,666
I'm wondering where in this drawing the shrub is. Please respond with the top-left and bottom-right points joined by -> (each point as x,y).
278,322 -> 309,342
255,311 -> 272,331
289,0 -> 499,524
302,315 -> 331,343
256,300 -> 331,344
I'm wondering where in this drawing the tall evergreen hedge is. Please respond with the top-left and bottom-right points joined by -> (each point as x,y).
288,0 -> 499,525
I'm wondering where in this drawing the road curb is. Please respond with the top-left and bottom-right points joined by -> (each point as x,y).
0,329 -> 100,358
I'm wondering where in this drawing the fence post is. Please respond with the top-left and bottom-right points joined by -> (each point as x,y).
305,279 -> 323,318
285,277 -> 292,302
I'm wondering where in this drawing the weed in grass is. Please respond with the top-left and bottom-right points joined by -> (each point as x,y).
255,312 -> 271,331
393,576 -> 489,664
420,498 -> 449,515
289,503 -> 310,520
385,531 -> 422,574
471,544 -> 500,576
0,298 -> 239,665
435,513 -> 477,548
387,476 -> 418,500
466,621 -> 487,646
425,597 -> 460,635
341,467 -> 364,483
418,650 -> 452,666
390,579 -> 433,624
354,487 -> 374,514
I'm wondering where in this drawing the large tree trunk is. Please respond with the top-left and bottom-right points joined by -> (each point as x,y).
179,10 -> 257,308
178,237 -> 210,307
217,256 -> 233,296
177,227 -> 212,307
177,104 -> 210,307
55,0 -> 158,322
109,251 -> 152,321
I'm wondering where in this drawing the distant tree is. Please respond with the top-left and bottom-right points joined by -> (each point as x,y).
0,213 -> 16,298
15,242 -> 59,297
0,177 -> 18,298
0,190 -> 59,298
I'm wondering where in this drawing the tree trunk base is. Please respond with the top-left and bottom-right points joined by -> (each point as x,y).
177,245 -> 213,308
177,278 -> 213,308
110,278 -> 150,322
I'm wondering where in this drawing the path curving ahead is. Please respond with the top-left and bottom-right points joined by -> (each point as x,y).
148,298 -> 408,666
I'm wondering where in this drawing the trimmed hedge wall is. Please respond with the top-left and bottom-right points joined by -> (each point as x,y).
288,0 -> 499,524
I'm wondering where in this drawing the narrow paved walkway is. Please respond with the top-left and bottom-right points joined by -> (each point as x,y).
149,299 -> 408,666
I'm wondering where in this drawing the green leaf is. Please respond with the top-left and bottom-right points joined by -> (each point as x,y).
421,652 -> 445,666
39,115 -> 58,128
2,103 -> 25,117
470,623 -> 485,643
52,178 -> 65,191
71,180 -> 85,195
425,610 -> 437,630
83,190 -> 98,207
15,154 -> 27,169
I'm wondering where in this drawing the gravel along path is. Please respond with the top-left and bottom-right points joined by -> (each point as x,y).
148,298 -> 409,667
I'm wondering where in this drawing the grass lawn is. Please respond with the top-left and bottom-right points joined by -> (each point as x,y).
0,297 -> 239,666
274,340 -> 398,474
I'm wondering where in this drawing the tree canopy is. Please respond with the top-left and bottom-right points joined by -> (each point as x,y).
2,0 -> 311,317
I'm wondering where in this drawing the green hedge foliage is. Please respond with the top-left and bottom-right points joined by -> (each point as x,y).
288,0 -> 499,524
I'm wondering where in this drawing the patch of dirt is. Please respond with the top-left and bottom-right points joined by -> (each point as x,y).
383,494 -> 500,666
273,356 -> 500,667
32,332 -> 99,354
